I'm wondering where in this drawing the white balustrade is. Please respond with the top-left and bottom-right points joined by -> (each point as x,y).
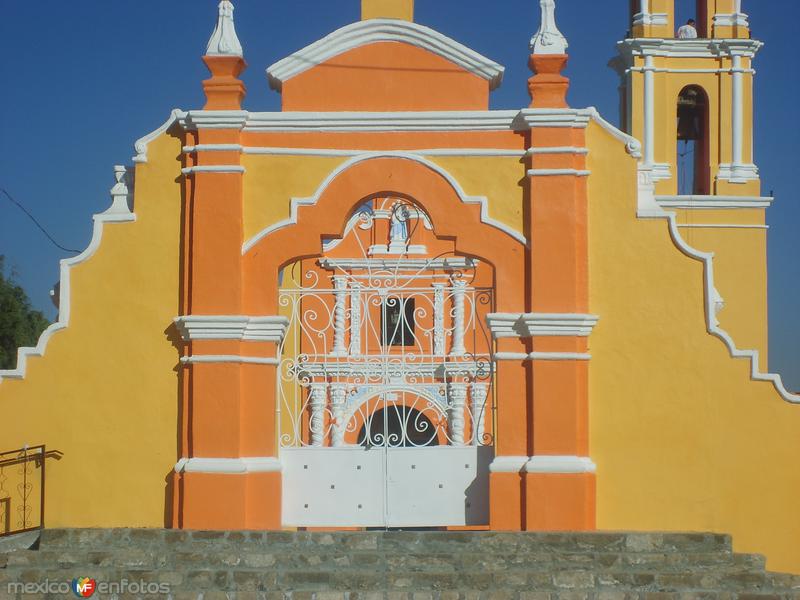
349,282 -> 362,356
309,383 -> 328,447
450,279 -> 467,356
470,383 -> 489,446
332,276 -> 348,356
330,383 -> 348,447
448,382 -> 468,446
433,284 -> 445,356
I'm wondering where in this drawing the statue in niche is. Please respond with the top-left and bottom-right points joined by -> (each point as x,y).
388,203 -> 410,250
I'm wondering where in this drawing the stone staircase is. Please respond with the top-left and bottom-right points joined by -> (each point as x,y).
1,530 -> 799,599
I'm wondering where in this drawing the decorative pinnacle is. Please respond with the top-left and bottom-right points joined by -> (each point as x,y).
530,0 -> 568,55
206,1 -> 243,57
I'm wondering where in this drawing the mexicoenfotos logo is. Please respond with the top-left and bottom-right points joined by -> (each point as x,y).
7,577 -> 170,596
72,577 -> 97,598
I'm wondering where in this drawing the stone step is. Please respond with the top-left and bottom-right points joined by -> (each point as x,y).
2,530 -> 799,597
0,549 -> 752,572
36,530 -> 735,556
1,565 -> 798,593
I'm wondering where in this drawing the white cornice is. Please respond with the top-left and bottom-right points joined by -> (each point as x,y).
487,313 -> 600,338
266,19 -> 505,92
179,110 -> 249,131
184,144 -> 525,158
242,111 -> 519,132
617,38 -> 763,60
174,315 -> 290,342
655,195 -> 773,209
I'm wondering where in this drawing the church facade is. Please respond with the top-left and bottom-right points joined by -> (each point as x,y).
1,0 -> 799,573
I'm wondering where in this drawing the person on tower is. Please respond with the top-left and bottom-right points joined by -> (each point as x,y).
677,19 -> 699,39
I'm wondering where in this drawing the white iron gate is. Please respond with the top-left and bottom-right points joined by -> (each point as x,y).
277,199 -> 495,528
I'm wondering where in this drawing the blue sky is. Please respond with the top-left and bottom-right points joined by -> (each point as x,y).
0,1 -> 797,389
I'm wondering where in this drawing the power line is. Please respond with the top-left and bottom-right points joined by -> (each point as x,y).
0,187 -> 80,254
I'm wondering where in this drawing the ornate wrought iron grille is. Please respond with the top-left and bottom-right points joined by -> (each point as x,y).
0,445 -> 45,538
277,198 -> 496,450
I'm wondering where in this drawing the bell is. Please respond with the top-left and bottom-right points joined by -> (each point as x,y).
677,90 -> 703,141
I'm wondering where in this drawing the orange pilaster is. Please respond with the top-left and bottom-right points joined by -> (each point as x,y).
175,54 -> 282,529
523,52 -> 596,531
525,472 -> 595,531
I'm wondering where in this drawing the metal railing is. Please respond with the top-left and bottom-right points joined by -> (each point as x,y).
0,445 -> 45,537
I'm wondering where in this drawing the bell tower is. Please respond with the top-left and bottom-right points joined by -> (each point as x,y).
615,0 -> 761,196
612,0 -> 771,366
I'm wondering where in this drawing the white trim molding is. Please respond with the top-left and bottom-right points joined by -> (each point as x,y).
489,456 -> 528,473
179,355 -> 280,366
0,212 -> 138,384
242,152 -> 528,253
524,456 -> 596,474
493,352 -> 592,362
487,313 -> 599,339
617,38 -> 763,60
175,457 -> 282,474
526,147 -> 589,156
716,163 -> 760,184
133,109 -> 186,163
713,12 -> 749,29
655,195 -> 773,210
319,257 -> 477,272
174,315 -> 290,342
181,165 -> 245,175
638,203 -> 799,405
528,168 -> 590,177
180,110 -> 249,131
266,19 -> 505,91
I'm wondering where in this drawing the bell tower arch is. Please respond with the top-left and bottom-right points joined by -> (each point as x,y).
616,0 -> 760,195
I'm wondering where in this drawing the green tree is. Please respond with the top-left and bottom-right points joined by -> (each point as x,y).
0,256 -> 50,370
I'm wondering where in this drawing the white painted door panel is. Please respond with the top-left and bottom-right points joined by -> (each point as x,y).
385,446 -> 493,527
281,448 -> 385,527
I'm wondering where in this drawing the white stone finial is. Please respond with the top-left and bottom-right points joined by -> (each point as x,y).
206,1 -> 243,57
530,0 -> 568,55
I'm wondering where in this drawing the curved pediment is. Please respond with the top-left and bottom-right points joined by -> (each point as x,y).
267,19 -> 504,91
266,19 -> 504,111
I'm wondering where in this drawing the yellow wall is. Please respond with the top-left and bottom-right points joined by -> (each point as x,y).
241,154 -> 525,245
587,121 -> 800,574
0,132 -> 183,528
674,207 -> 769,362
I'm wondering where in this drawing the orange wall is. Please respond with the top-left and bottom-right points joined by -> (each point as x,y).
282,42 -> 490,111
